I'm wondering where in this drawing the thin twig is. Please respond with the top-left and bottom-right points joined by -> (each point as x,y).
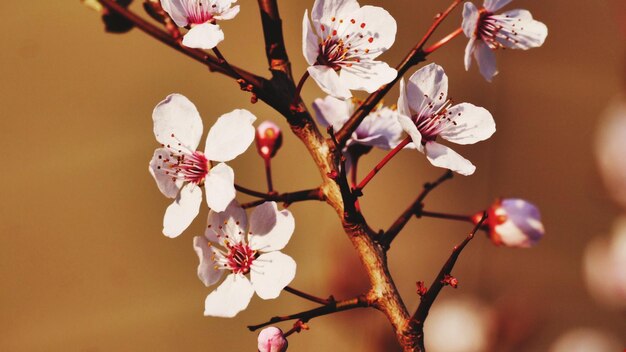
284,286 -> 334,305
235,185 -> 325,204
418,210 -> 473,223
354,137 -> 411,193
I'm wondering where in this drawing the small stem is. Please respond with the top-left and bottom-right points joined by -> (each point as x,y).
419,210 -> 473,223
291,71 -> 310,109
284,286 -> 334,305
423,27 -> 463,55
234,185 -> 325,203
414,1 -> 463,52
212,46 -> 240,78
264,157 -> 274,193
355,137 -> 411,193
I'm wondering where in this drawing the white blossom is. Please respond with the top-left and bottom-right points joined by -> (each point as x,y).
149,94 -> 256,238
193,201 -> 296,317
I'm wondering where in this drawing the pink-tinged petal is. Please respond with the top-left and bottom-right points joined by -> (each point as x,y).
204,273 -> 254,317
204,109 -> 256,162
474,41 -> 498,82
182,23 -> 224,50
149,148 -> 182,199
439,103 -> 495,145
424,141 -> 475,176
302,10 -> 319,66
483,0 -> 513,12
257,327 -> 288,352
398,114 -> 423,152
356,107 -> 404,149
464,38 -> 476,71
205,199 -> 247,244
311,0 -> 360,23
346,5 -> 397,58
153,93 -> 203,151
163,183 -> 202,238
248,202 -> 295,252
462,2 -> 479,38
495,10 -> 547,50
193,236 -> 224,287
160,0 -> 188,27
397,78 -> 411,117
491,199 -> 545,248
312,95 -> 351,130
250,252 -> 296,300
406,63 -> 449,114
204,163 -> 236,212
214,4 -> 240,20
308,65 -> 352,100
340,61 -> 397,93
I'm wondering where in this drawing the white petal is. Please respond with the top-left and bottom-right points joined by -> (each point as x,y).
355,107 -> 404,149
251,252 -> 296,300
462,2 -> 479,38
397,114 -> 423,152
248,202 -> 295,252
153,93 -> 203,151
311,0 -> 360,22
214,5 -> 240,20
204,273 -> 254,317
346,5 -> 397,58
163,183 -> 202,238
193,236 -> 224,287
483,0 -> 513,12
308,65 -> 352,100
160,0 -> 189,27
339,60 -> 397,93
439,103 -> 495,145
312,95 -> 351,130
302,10 -> 319,66
495,10 -> 548,50
424,141 -> 475,176
464,38 -> 476,71
182,23 -> 224,50
406,63 -> 448,115
474,41 -> 498,82
397,78 -> 411,117
205,199 -> 248,244
149,148 -> 182,199
204,109 -> 256,162
204,163 -> 236,212
493,199 -> 545,247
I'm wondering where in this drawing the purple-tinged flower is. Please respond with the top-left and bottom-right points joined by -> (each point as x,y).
258,327 -> 288,352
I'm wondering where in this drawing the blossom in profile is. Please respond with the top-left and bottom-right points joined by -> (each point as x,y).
160,0 -> 240,49
255,121 -> 283,159
257,326 -> 288,352
302,0 -> 397,99
462,0 -> 548,81
397,63 -> 495,175
149,94 -> 256,238
479,198 -> 545,248
595,95 -> 626,210
193,201 -> 296,317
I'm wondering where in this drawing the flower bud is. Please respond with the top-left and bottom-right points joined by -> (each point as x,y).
257,327 -> 288,352
477,198 -> 545,248
256,121 -> 283,159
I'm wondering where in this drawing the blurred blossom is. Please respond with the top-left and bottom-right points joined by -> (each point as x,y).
595,94 -> 626,209
462,0 -> 548,81
149,94 -> 256,238
302,0 -> 397,99
256,121 -> 283,159
479,198 -> 545,248
397,63 -> 495,176
549,328 -> 622,352
424,297 -> 495,352
584,217 -> 626,308
257,327 -> 288,352
194,201 -> 296,317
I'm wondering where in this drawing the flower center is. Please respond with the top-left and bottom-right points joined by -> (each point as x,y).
315,19 -> 374,69
476,10 -> 522,50
225,242 -> 256,274
185,0 -> 217,24
413,95 -> 457,142
157,143 -> 209,184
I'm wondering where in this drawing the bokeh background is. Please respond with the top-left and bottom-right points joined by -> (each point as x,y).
1,1 -> 625,351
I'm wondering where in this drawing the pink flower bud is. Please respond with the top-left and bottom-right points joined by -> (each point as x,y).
479,198 -> 545,248
256,121 -> 283,159
257,327 -> 288,352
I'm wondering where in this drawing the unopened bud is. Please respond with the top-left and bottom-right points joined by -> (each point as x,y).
442,274 -> 458,288
416,281 -> 428,296
477,198 -> 545,248
257,326 -> 288,352
256,121 -> 283,159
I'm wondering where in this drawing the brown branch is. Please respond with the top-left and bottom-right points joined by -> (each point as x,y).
257,0 -> 292,78
247,295 -> 370,331
334,0 -> 463,146
235,185 -> 325,204
380,170 -> 454,248
410,212 -> 488,348
284,286 -> 334,305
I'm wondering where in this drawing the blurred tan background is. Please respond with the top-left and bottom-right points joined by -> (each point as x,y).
1,1 -> 625,351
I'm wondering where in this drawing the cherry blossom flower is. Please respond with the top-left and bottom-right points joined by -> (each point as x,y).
479,198 -> 545,248
149,94 -> 256,238
160,0 -> 240,49
193,201 -> 296,317
397,63 -> 495,175
258,326 -> 289,352
302,0 -> 397,99
462,0 -> 548,81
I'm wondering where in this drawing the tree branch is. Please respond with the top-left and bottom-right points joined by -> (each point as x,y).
257,0 -> 292,79
235,185 -> 325,204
